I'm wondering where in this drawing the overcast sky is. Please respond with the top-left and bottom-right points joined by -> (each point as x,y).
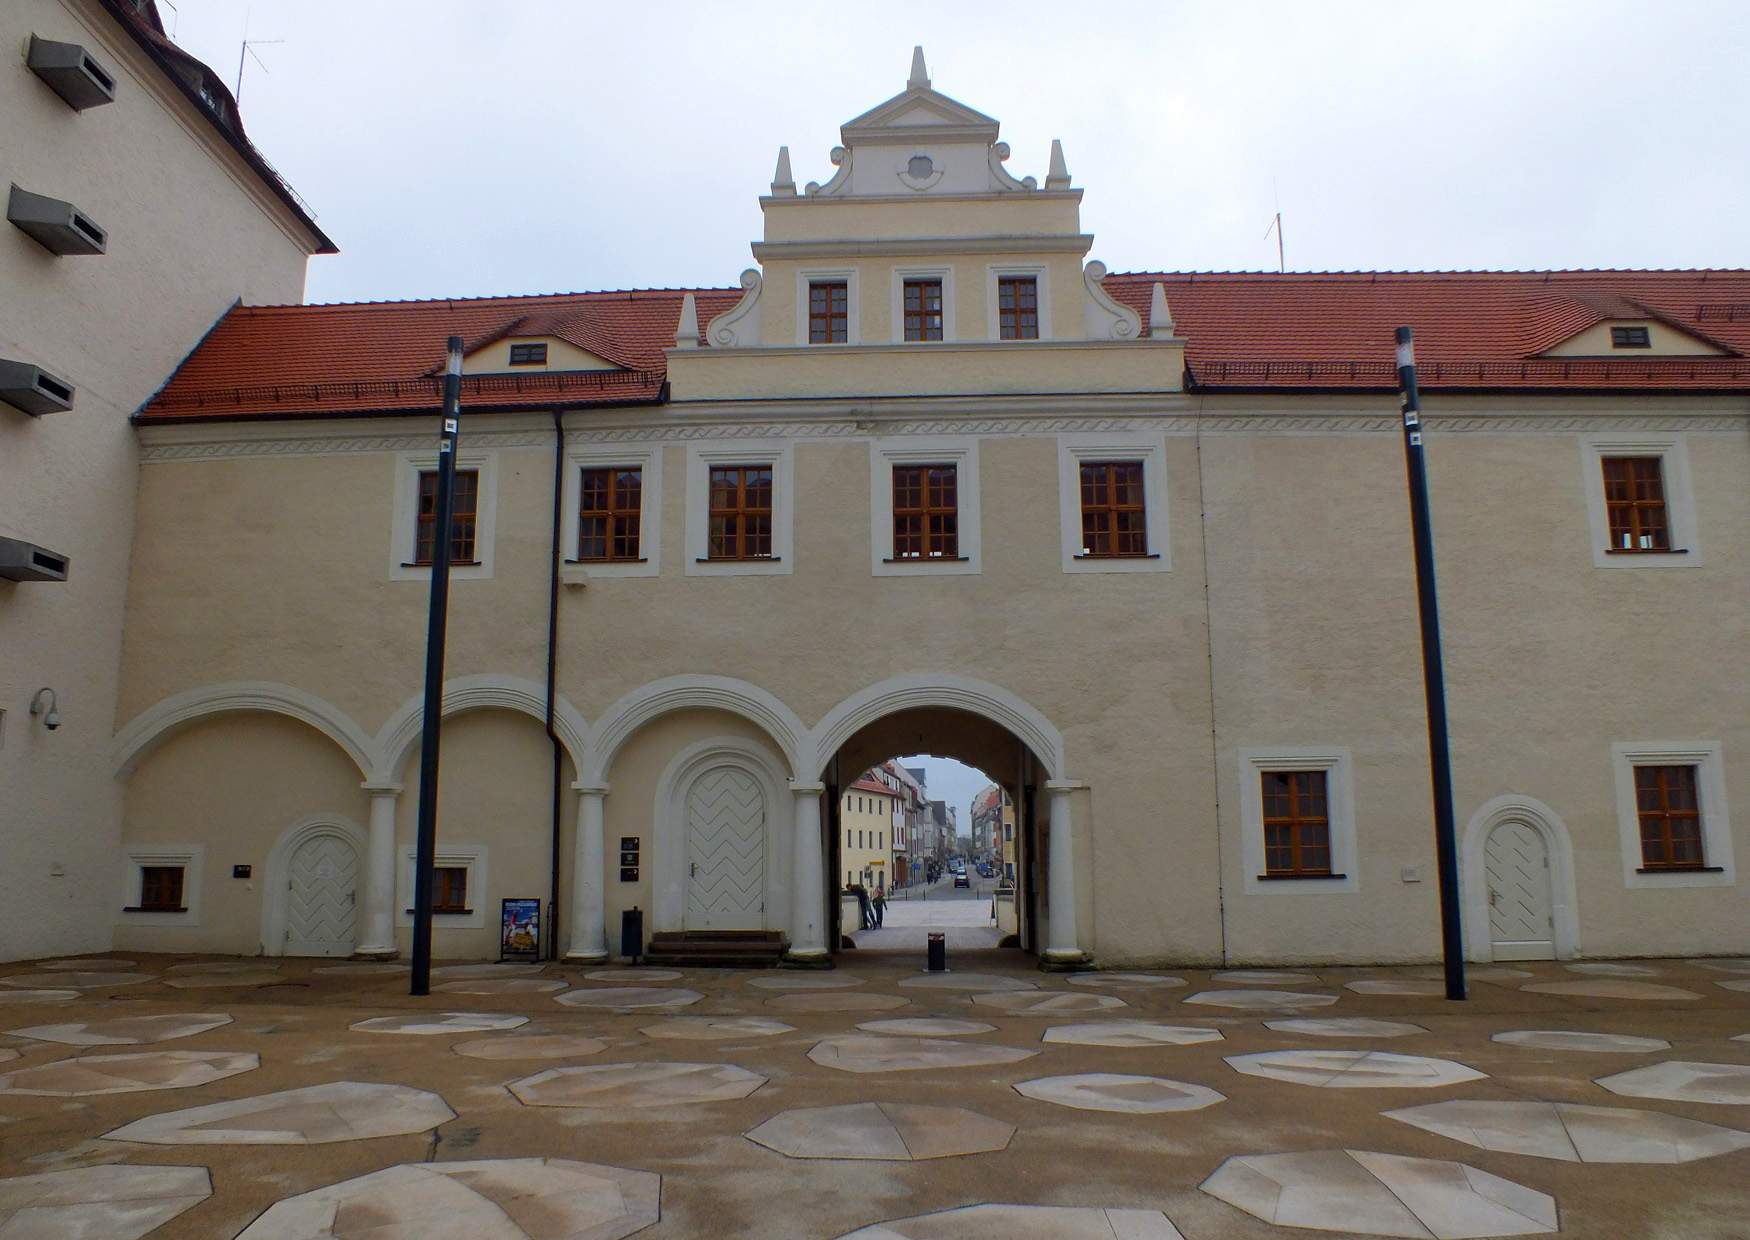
163,1 -> 1747,306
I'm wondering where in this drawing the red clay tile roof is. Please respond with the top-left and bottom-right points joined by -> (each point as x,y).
142,270 -> 1750,422
849,776 -> 896,797
1102,270 -> 1750,392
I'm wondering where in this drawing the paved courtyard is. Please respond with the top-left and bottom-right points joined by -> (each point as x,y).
1,951 -> 1748,1237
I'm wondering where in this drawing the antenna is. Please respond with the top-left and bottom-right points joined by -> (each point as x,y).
235,38 -> 282,105
159,0 -> 180,37
1263,211 -> 1285,273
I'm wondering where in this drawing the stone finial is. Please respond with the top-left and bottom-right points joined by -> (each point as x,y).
1149,282 -> 1176,339
771,145 -> 796,197
674,292 -> 700,350
908,45 -> 930,91
1046,139 -> 1071,189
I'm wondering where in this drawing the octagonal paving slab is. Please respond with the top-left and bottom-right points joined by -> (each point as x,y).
1385,1099 -> 1750,1163
1014,1073 -> 1225,1114
0,988 -> 78,1004
584,968 -> 681,982
1696,958 -> 1750,973
1064,972 -> 1186,990
34,958 -> 137,970
896,972 -> 1036,992
1226,1050 -> 1486,1089
1265,1017 -> 1428,1038
747,973 -> 864,989
0,1049 -> 258,1096
1183,989 -> 1337,1011
639,1016 -> 795,1040
5,971 -> 151,989
350,1012 -> 529,1035
433,977 -> 567,996
1346,978 -> 1447,996
311,962 -> 409,976
857,1017 -> 995,1037
765,992 -> 908,1013
1491,1029 -> 1670,1054
835,1204 -> 1185,1239
1200,1148 -> 1557,1237
430,963 -> 548,978
1716,979 -> 1750,993
1414,966 -> 1532,982
1042,1021 -> 1223,1048
968,991 -> 1126,1015
746,1102 -> 1014,1160
162,971 -> 285,989
233,1157 -> 659,1240
1565,961 -> 1662,977
510,1062 -> 765,1109
1210,970 -> 1320,985
452,1033 -> 608,1060
808,1035 -> 1036,1074
1520,979 -> 1700,1000
1596,1060 -> 1750,1105
555,986 -> 703,1011
0,1164 -> 211,1239
103,1081 -> 454,1144
165,960 -> 279,975
6,1012 -> 232,1046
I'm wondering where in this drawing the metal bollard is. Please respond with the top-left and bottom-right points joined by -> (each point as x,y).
927,931 -> 946,973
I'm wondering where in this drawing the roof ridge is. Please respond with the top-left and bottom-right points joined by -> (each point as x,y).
239,286 -> 742,313
1104,268 -> 1750,279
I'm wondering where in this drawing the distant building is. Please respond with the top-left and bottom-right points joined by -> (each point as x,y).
840,774 -> 897,893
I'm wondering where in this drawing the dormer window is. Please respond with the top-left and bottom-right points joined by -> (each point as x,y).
1610,326 -> 1651,349
509,342 -> 548,366
809,282 -> 849,343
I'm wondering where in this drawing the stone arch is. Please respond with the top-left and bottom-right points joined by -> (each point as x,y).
260,812 -> 369,957
650,736 -> 794,934
808,673 -> 1067,781
586,675 -> 807,785
1460,793 -> 1581,962
113,681 -> 374,780
372,673 -> 588,785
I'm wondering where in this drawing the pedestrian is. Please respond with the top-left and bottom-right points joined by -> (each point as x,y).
851,882 -> 871,930
871,888 -> 886,928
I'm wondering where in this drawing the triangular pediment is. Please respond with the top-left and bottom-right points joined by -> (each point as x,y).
845,87 -> 999,133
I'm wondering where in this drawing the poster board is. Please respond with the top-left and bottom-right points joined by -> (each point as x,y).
500,898 -> 541,960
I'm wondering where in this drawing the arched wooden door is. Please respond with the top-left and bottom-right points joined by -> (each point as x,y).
285,832 -> 358,956
1484,820 -> 1554,961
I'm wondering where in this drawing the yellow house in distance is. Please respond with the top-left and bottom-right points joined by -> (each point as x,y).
841,773 -> 898,894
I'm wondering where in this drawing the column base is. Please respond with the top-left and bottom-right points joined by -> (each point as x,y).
782,948 -> 833,969
1039,949 -> 1088,972
563,950 -> 609,964
351,946 -> 399,961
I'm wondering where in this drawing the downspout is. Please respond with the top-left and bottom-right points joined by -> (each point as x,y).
545,410 -> 565,959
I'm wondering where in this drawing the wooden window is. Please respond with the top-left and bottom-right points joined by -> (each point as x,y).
1261,770 -> 1332,877
1610,326 -> 1651,348
1636,765 -> 1705,869
808,281 -> 848,343
578,466 -> 642,561
891,464 -> 959,559
903,279 -> 943,341
138,865 -> 185,912
1601,457 -> 1670,552
707,464 -> 773,560
1079,460 -> 1148,557
998,276 -> 1039,340
433,865 -> 469,913
415,468 -> 479,565
508,342 -> 548,365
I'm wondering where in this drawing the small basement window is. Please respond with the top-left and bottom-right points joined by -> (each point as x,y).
137,865 -> 186,912
1611,326 -> 1651,349
433,866 -> 469,913
508,342 -> 548,366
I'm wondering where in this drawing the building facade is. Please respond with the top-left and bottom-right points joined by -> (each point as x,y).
0,0 -> 331,962
10,48 -> 1748,969
841,774 -> 897,893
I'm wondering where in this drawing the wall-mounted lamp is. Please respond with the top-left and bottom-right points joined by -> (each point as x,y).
29,688 -> 60,731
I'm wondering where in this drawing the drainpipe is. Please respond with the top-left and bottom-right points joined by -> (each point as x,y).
544,409 -> 565,959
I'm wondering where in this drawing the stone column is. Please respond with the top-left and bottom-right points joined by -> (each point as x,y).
788,782 -> 829,962
565,784 -> 609,962
353,784 -> 401,959
1042,779 -> 1086,964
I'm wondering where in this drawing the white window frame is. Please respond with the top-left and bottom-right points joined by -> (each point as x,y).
560,442 -> 662,583
685,440 -> 794,576
890,266 -> 956,343
118,846 -> 203,927
986,263 -> 1051,341
389,448 -> 498,581
795,269 -> 860,345
1611,742 -> 1734,889
1580,434 -> 1701,569
397,843 -> 489,929
1057,432 -> 1171,574
869,436 -> 981,577
1236,747 -> 1358,896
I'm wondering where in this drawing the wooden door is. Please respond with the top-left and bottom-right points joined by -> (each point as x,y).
1485,820 -> 1555,961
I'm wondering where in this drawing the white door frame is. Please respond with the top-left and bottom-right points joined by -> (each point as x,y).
1461,795 -> 1580,962
261,813 -> 367,957
652,737 -> 791,934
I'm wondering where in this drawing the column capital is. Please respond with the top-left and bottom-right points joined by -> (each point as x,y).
789,781 -> 827,796
570,782 -> 610,797
361,782 -> 403,798
1043,779 -> 1087,793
